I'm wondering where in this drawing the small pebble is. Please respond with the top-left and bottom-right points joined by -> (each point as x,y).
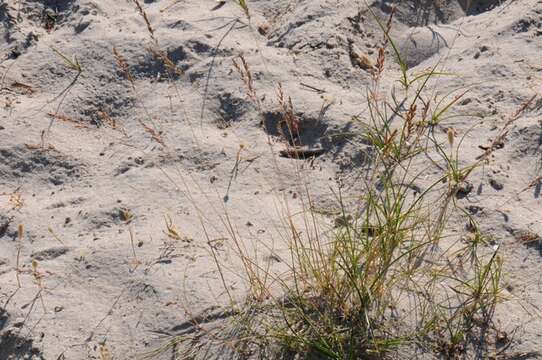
489,178 -> 504,190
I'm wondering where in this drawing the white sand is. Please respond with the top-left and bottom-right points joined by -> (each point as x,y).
1,0 -> 541,358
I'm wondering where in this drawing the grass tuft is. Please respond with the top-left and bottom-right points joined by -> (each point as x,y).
142,4 -> 532,360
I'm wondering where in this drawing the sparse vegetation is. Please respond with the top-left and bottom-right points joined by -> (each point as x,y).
3,0 -> 540,359
144,5 -> 517,360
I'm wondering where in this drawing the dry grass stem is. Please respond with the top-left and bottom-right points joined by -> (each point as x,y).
112,47 -> 135,85
232,54 -> 257,102
276,83 -> 300,143
16,224 -> 23,288
47,112 -> 90,129
133,0 -> 156,42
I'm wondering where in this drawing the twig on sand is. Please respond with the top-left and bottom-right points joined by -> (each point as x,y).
224,144 -> 245,202
300,82 -> 326,93
85,288 -> 126,342
279,146 -> 326,159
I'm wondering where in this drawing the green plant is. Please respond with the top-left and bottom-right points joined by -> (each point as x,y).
236,0 -> 250,20
51,47 -> 82,73
146,6 -> 513,360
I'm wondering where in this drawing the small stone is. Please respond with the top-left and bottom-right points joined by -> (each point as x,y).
460,98 -> 473,106
466,205 -> 483,215
489,178 -> 504,191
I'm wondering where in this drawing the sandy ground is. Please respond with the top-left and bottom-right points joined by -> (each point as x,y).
1,0 -> 542,358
